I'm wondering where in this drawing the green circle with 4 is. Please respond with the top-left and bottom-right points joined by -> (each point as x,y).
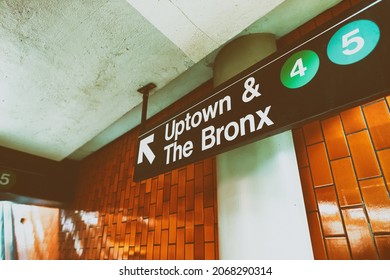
280,50 -> 320,89
327,19 -> 380,65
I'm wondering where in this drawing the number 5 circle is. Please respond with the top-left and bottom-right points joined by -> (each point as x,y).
327,19 -> 380,65
0,171 -> 16,189
280,50 -> 320,89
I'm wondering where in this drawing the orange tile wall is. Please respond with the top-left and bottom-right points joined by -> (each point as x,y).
293,98 -> 390,260
286,0 -> 390,259
58,82 -> 219,260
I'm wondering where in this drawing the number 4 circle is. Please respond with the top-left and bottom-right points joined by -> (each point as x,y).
280,50 -> 320,89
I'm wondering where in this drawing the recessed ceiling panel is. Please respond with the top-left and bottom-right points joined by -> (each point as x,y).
127,0 -> 285,62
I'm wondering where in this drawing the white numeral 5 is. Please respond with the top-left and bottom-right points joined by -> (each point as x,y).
342,28 -> 365,55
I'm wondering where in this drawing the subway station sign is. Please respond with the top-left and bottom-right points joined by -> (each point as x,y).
134,0 -> 390,181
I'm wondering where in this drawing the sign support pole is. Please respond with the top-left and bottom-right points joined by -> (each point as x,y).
137,83 -> 156,127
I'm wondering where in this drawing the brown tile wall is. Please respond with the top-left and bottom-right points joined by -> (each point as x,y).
287,0 -> 390,260
58,82 -> 219,260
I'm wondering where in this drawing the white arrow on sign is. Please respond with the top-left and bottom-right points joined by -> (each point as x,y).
137,134 -> 156,164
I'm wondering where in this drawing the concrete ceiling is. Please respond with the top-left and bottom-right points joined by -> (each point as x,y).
0,0 -> 341,162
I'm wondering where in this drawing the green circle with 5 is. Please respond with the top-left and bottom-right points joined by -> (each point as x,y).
327,19 -> 380,65
0,170 -> 16,190
280,50 -> 320,89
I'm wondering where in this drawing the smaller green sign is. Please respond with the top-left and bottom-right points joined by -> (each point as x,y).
0,170 -> 16,190
280,50 -> 320,89
327,19 -> 380,65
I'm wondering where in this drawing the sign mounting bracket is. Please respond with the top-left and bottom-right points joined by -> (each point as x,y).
137,82 -> 157,127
